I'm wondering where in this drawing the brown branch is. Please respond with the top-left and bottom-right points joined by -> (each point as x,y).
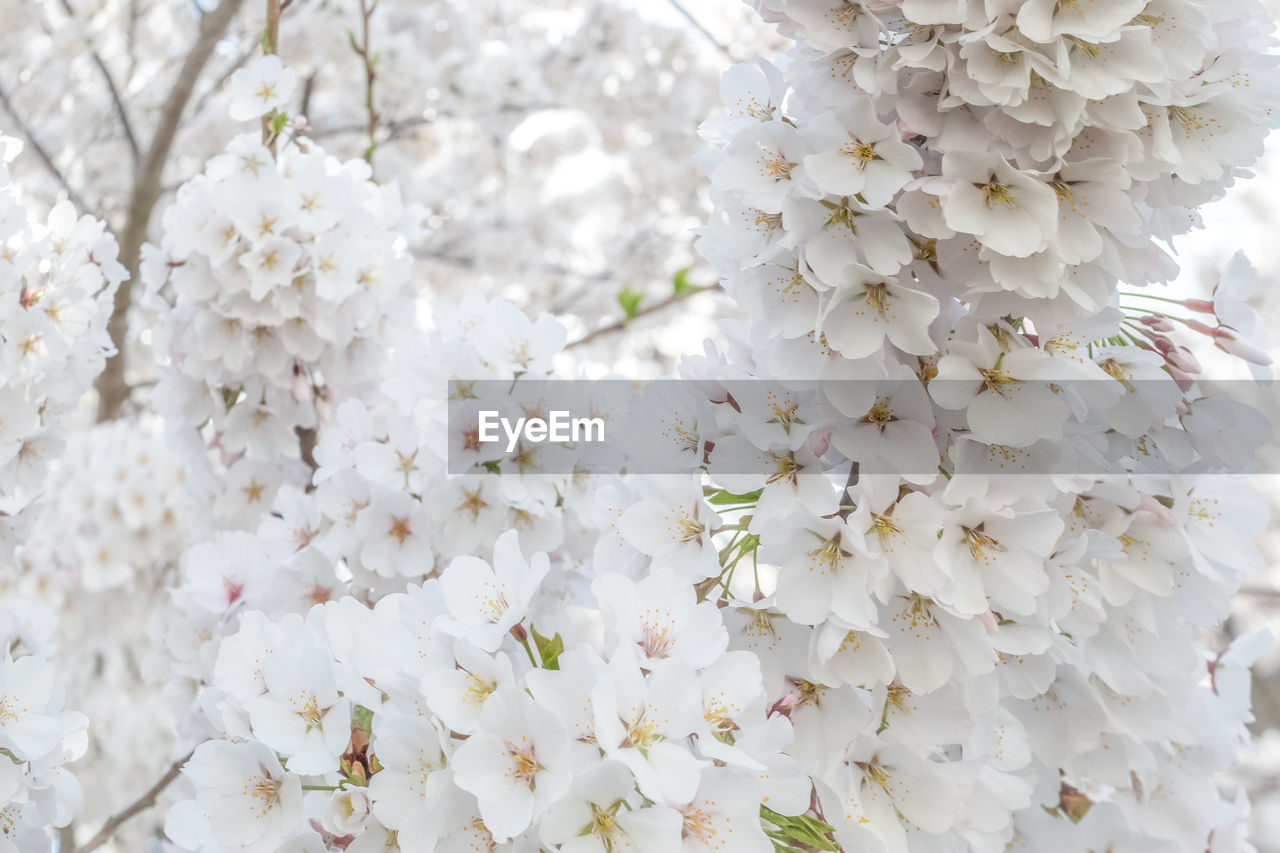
261,0 -> 283,150
58,0 -> 141,163
95,0 -> 248,421
74,749 -> 194,853
565,284 -> 722,350
0,82 -> 92,212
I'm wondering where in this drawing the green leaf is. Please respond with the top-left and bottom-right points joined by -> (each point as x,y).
617,286 -> 643,322
482,460 -> 501,474
673,265 -> 695,294
530,626 -> 565,670
708,488 -> 763,506
270,111 -> 289,134
760,807 -> 840,852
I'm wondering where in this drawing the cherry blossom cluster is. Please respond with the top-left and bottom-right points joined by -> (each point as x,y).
671,0 -> 1280,850
0,134 -> 125,559
17,417 -> 191,593
0,599 -> 88,851
143,277 -> 578,731
141,63 -> 423,531
163,540 -> 810,852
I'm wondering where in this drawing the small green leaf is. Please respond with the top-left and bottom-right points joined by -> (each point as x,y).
351,704 -> 374,732
270,111 -> 289,134
760,807 -> 840,852
482,460 -> 501,474
617,286 -> 643,322
530,626 -> 565,670
673,265 -> 695,294
708,488 -> 763,506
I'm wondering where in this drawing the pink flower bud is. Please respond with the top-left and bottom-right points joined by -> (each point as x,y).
1170,367 -> 1196,392
1165,347 -> 1200,374
1184,318 -> 1217,337
1138,314 -> 1176,333
979,611 -> 999,634
1184,298 -> 1215,314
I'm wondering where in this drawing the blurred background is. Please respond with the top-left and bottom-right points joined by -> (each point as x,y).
0,0 -> 1277,847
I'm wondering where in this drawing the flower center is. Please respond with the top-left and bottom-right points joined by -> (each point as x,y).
981,179 -> 1018,209
963,525 -> 1006,563
508,742 -> 541,787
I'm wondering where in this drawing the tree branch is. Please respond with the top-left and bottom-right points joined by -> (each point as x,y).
0,82 -> 92,212
261,0 -> 283,150
95,0 -> 249,421
350,0 -> 380,167
58,0 -> 141,163
663,0 -> 735,60
565,284 -> 722,350
74,749 -> 194,853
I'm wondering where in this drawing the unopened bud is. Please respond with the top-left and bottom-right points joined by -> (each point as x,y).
1170,367 -> 1196,392
1165,347 -> 1200,374
1138,314 -> 1176,333
1183,318 -> 1217,337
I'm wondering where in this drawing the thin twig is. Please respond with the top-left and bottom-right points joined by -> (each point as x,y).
95,0 -> 249,421
0,82 -> 91,212
350,0 -> 380,166
663,0 -> 735,60
58,0 -> 141,162
565,284 -> 722,350
74,749 -> 194,853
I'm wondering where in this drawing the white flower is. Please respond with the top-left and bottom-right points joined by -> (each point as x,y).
166,740 -> 303,852
245,641 -> 351,775
678,767 -> 774,853
819,266 -> 939,360
804,98 -> 922,207
438,529 -> 547,653
0,654 -> 61,762
937,151 -> 1058,258
367,713 -> 452,847
539,761 -> 682,853
451,686 -> 572,842
593,568 -> 728,669
229,55 -> 298,122
592,646 -> 707,804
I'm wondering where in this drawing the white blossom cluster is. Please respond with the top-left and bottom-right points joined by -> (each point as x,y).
0,134 -> 125,558
163,543 -> 809,853
668,0 -> 1280,851
18,417 -> 191,593
144,288 -> 576,738
141,61 -> 423,530
84,7 -> 1280,851
0,136 -> 120,850
0,599 -> 88,851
